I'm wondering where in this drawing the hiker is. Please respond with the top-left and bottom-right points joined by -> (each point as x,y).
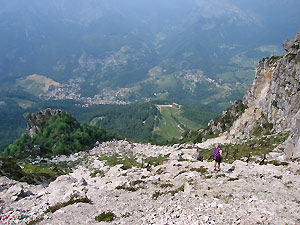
212,144 -> 223,171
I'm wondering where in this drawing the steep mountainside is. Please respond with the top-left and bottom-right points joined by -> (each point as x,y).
229,30 -> 300,159
190,31 -> 300,160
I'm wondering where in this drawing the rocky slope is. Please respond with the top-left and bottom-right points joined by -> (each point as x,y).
1,140 -> 299,225
207,30 -> 300,159
234,30 -> 300,159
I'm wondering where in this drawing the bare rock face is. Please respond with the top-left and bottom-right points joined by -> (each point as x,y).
230,30 -> 300,159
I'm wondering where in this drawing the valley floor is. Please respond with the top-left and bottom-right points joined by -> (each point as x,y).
0,140 -> 299,225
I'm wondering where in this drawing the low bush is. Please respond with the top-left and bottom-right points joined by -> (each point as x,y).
95,211 -> 115,222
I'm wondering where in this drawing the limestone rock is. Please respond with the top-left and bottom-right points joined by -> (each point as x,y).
228,30 -> 300,159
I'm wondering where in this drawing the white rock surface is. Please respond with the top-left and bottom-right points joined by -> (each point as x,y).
0,140 -> 299,225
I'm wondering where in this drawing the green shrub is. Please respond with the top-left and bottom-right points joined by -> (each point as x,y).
152,190 -> 164,200
45,195 -> 92,214
95,211 -> 115,222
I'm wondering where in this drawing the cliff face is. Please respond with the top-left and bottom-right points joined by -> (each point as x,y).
230,30 -> 300,159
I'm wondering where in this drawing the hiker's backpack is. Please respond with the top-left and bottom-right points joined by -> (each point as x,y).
212,147 -> 221,160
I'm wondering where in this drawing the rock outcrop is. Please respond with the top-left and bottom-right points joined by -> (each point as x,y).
229,30 -> 300,159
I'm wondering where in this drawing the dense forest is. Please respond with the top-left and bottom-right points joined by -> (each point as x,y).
3,109 -> 117,158
0,88 -> 219,152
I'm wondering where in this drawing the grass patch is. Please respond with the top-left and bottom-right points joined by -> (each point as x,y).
98,153 -> 141,169
154,106 -> 202,141
116,184 -> 139,192
228,177 -> 239,182
95,211 -> 115,222
116,180 -> 145,192
45,195 -> 92,214
169,185 -> 185,196
216,174 -> 226,178
90,169 -> 105,178
174,170 -> 188,177
0,157 -> 35,184
190,166 -> 208,174
160,183 -> 174,188
152,185 -> 185,200
155,167 -> 165,175
267,160 -> 289,166
22,162 -> 71,182
152,190 -> 164,200
98,153 -> 169,170
27,215 -> 44,225
144,154 -> 170,167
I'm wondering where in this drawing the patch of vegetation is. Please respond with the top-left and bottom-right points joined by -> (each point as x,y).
152,190 -> 164,200
131,180 -> 146,186
216,174 -> 226,178
205,175 -> 213,179
95,211 -> 116,222
116,180 -> 145,192
214,194 -> 221,199
27,215 -> 45,225
175,100 -> 247,144
208,100 -> 248,133
273,175 -> 282,180
3,109 -> 117,158
169,185 -> 185,196
198,132 -> 289,163
98,153 -> 169,170
267,160 -> 289,166
268,55 -> 283,63
0,157 -> 73,184
92,102 -> 161,143
287,53 -> 297,62
160,183 -> 174,188
174,170 -> 188,177
155,167 -> 165,175
0,157 -> 36,184
45,194 -> 92,214
98,153 -> 141,169
228,177 -> 239,182
144,154 -> 170,167
116,184 -> 139,192
152,185 -> 185,200
22,162 -> 71,183
295,55 -> 300,64
90,169 -> 105,178
190,166 -> 208,174
253,122 -> 274,137
121,212 -> 131,218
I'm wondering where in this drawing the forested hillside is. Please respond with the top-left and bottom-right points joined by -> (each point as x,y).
3,109 -> 117,158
